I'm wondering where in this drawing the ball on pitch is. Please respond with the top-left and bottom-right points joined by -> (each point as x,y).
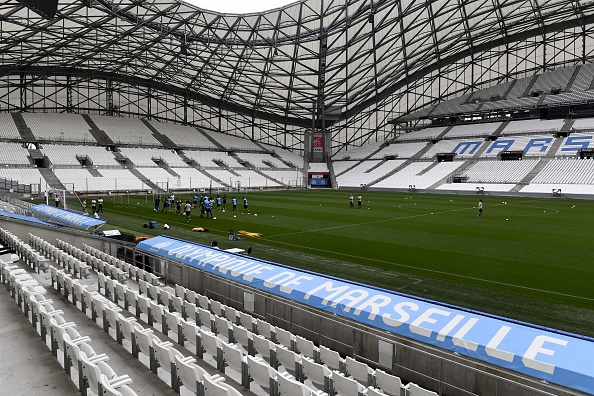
254,214 -> 257,216
163,224 -> 169,229
213,217 -> 216,220
233,215 -> 237,218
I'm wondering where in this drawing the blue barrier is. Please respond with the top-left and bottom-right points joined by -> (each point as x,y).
30,204 -> 106,230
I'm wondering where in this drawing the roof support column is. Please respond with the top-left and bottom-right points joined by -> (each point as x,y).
20,72 -> 27,112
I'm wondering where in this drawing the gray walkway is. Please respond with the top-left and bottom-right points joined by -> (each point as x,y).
0,281 -> 78,396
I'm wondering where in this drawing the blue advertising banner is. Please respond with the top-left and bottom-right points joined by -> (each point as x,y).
309,178 -> 329,186
30,204 -> 106,230
0,210 -> 56,227
136,235 -> 594,394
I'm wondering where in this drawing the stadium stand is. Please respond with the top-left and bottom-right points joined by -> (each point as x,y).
462,159 -> 540,183
207,131 -> 261,151
232,170 -> 281,188
531,66 -> 574,93
0,142 -> 31,165
437,182 -> 517,192
118,147 -> 188,168
469,81 -> 514,102
444,122 -> 502,138
336,160 -> 406,188
184,151 -> 244,168
0,168 -> 44,186
90,115 -> 161,146
134,167 -> 179,186
259,144 -> 304,168
332,161 -> 359,176
571,118 -> 594,131
168,167 -> 223,189
520,183 -> 594,194
308,163 -> 329,173
375,142 -> 427,159
500,119 -> 565,135
22,113 -> 96,143
422,139 -> 486,159
482,134 -> 556,157
53,169 -> 145,192
394,127 -> 447,142
261,170 -> 302,186
530,158 -> 594,184
333,142 -> 383,160
235,153 -> 286,168
0,114 -> 22,140
41,144 -> 120,167
31,235 -> 434,396
374,162 -> 463,189
148,120 -> 217,149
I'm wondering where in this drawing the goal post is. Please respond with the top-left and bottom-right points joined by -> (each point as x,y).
47,184 -> 85,212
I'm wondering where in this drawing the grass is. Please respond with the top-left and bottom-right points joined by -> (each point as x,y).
61,190 -> 594,337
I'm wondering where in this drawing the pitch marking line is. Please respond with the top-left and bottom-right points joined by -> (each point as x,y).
263,206 -> 473,239
106,206 -> 590,302
264,198 -> 556,239
263,238 -> 594,302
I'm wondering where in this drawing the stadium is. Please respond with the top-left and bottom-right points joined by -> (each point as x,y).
1,1 -> 594,396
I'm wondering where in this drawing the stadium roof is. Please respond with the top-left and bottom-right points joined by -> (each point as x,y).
188,0 -> 299,15
1,1 -> 594,148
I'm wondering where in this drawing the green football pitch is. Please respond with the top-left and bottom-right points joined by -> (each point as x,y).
64,190 -> 594,338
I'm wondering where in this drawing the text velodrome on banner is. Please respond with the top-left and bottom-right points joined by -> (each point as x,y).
138,237 -> 594,394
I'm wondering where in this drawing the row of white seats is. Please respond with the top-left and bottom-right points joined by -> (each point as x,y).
137,278 -> 408,396
56,236 -> 437,396
0,142 -> 32,164
75,240 -> 158,284
462,160 -> 540,183
531,158 -> 594,184
83,248 -> 375,396
33,233 -> 250,396
50,262 -> 247,396
3,232 -> 50,273
41,144 -> 120,166
0,229 -> 136,396
23,113 -> 96,143
117,273 -> 331,396
148,120 -> 218,149
260,143 -> 304,169
118,147 -> 189,168
90,115 -> 161,146
0,113 -> 21,139
47,265 -> 137,396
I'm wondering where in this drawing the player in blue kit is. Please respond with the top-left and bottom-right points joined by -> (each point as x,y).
242,197 -> 250,214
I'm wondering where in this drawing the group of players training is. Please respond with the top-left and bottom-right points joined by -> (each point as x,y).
153,194 -> 250,222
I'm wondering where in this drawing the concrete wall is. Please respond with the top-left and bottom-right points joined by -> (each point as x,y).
164,258 -> 584,396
